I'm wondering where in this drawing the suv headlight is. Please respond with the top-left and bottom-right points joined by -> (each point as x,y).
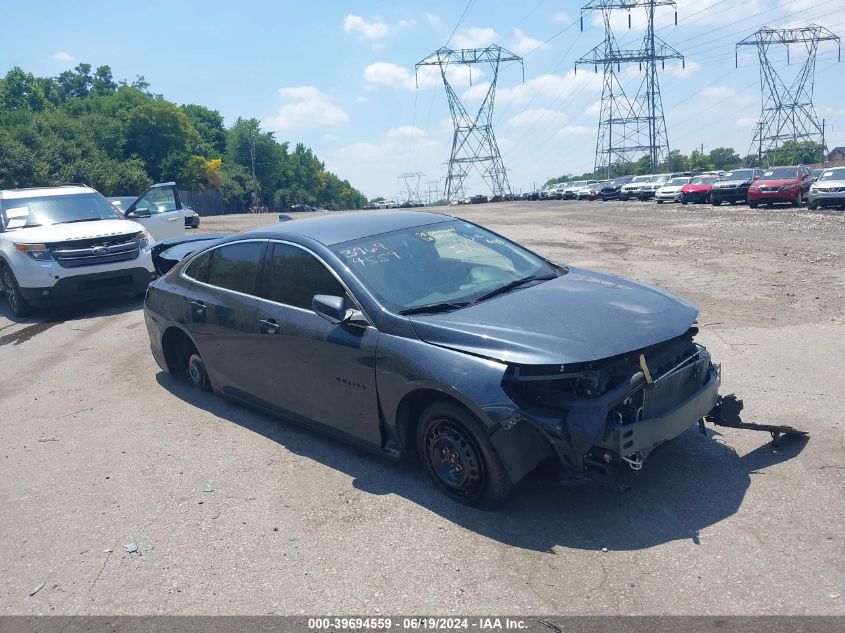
13,243 -> 53,261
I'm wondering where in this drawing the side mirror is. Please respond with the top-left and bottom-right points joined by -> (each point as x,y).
126,207 -> 152,219
313,294 -> 367,326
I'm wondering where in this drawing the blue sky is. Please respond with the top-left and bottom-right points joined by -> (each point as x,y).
5,1 -> 845,198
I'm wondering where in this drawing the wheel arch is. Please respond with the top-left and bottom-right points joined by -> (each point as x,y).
393,386 -> 489,460
160,324 -> 200,374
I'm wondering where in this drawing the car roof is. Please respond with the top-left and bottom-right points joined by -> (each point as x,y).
238,210 -> 455,246
1,185 -> 96,199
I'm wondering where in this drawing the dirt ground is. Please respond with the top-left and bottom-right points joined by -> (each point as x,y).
1,199 -> 843,615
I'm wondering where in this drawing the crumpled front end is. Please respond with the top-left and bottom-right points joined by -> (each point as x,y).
499,328 -> 720,477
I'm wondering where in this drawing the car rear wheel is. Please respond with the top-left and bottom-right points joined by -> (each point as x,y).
187,352 -> 211,390
1,266 -> 32,318
418,402 -> 511,509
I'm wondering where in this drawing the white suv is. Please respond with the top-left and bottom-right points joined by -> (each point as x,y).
0,185 -> 155,317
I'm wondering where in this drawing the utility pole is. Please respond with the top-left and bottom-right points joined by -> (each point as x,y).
417,45 -> 524,202
737,25 -> 840,167
398,172 -> 425,204
577,1 -> 683,175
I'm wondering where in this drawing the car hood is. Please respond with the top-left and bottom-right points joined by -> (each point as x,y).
683,184 -> 712,191
409,267 -> 698,365
713,179 -> 750,187
658,185 -> 683,192
813,179 -> 845,188
754,178 -> 798,187
5,219 -> 145,244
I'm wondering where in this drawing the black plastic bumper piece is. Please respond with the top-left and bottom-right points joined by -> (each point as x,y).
705,393 -> 809,444
19,267 -> 152,307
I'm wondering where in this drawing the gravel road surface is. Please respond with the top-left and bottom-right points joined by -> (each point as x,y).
1,199 -> 842,615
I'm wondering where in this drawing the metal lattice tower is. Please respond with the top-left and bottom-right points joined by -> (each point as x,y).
416,46 -> 523,201
577,1 -> 683,175
398,171 -> 425,204
736,25 -> 840,167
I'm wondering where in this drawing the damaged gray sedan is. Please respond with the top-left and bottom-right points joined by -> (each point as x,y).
144,211 -> 804,508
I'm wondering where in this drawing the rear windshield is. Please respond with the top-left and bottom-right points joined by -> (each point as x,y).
818,168 -> 845,181
722,169 -> 754,180
667,177 -> 690,186
1,192 -> 121,230
760,167 -> 798,180
691,176 -> 719,185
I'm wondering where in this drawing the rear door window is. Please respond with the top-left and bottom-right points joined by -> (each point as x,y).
263,243 -> 345,309
205,241 -> 265,296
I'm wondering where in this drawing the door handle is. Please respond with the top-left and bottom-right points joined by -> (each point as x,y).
167,217 -> 179,221
259,319 -> 280,334
190,300 -> 206,313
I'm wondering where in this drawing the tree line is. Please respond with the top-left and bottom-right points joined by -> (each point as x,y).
0,64 -> 367,211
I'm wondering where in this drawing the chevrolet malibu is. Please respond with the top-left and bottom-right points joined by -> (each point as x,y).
143,211 -> 722,508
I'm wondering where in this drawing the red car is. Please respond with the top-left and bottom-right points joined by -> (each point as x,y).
747,165 -> 813,208
680,175 -> 721,205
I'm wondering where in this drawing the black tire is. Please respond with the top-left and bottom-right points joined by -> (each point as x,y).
1,265 -> 33,318
187,352 -> 211,390
748,202 -> 758,209
792,191 -> 803,207
711,196 -> 720,206
808,200 -> 818,210
417,402 -> 512,509
656,199 -> 663,204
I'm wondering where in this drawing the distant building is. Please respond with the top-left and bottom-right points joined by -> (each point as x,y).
827,146 -> 845,165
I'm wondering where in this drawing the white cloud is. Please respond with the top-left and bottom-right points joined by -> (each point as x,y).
424,12 -> 440,26
344,14 -> 390,40
263,86 -> 349,132
343,14 -> 415,41
553,11 -> 570,24
701,86 -> 735,99
367,61 -> 479,91
735,117 -> 758,129
52,51 -> 74,61
363,62 -> 416,90
585,100 -> 603,116
452,26 -> 498,49
323,133 -> 337,142
330,127 -> 443,197
511,28 -> 543,55
490,70 -> 603,105
556,126 -> 594,138
507,108 -> 568,127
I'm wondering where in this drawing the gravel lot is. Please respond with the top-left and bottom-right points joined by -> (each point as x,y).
1,199 -> 843,615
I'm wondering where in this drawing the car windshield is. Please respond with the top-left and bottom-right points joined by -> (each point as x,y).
1,192 -> 121,230
760,167 -> 798,180
569,181 -> 587,188
667,178 -> 689,186
630,176 -> 653,183
612,178 -> 631,186
691,176 -> 719,185
818,168 -> 845,181
331,220 -> 559,313
722,169 -> 753,180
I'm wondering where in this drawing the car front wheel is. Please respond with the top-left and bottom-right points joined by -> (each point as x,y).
187,352 -> 211,390
418,402 -> 512,509
1,266 -> 32,318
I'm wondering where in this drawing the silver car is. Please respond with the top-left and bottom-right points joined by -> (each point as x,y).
808,166 -> 845,210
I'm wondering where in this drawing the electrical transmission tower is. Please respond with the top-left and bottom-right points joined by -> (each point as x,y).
577,1 -> 684,176
398,171 -> 425,204
416,45 -> 523,201
737,25 -> 840,167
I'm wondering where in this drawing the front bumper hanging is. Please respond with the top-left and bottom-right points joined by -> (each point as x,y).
702,393 -> 808,445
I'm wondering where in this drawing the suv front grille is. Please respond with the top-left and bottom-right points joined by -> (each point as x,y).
49,235 -> 140,268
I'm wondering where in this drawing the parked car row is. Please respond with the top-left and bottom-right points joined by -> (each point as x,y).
516,165 -> 845,210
